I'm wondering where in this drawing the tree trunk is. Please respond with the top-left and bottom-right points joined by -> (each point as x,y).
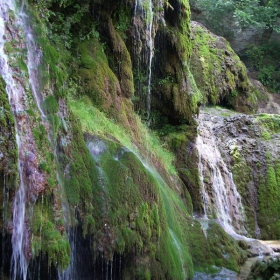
260,26 -> 273,44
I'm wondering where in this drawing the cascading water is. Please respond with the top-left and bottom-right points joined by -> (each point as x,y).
134,0 -> 154,123
0,1 -> 52,278
23,16 -> 45,120
12,136 -> 28,280
169,229 -> 187,279
0,2 -> 28,278
146,0 -> 153,123
196,112 -> 246,235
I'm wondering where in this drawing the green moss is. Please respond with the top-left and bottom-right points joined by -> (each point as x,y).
257,114 -> 280,134
83,214 -> 95,237
32,123 -> 47,147
0,77 -> 18,178
31,194 -> 70,269
64,111 -> 99,211
77,39 -> 120,111
82,134 -> 192,279
48,114 -> 61,140
190,23 -> 257,112
258,156 -> 280,239
107,19 -> 134,98
187,221 -> 246,273
70,98 -> 177,175
113,5 -> 130,39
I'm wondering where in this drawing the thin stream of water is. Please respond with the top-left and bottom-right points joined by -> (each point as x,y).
146,0 -> 154,123
134,0 -> 154,123
169,229 -> 187,279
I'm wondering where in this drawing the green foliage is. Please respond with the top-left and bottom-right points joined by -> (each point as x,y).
244,40 -> 280,92
142,0 -> 153,25
234,0 -> 280,32
191,0 -> 280,92
114,6 -> 130,39
32,124 -> 48,150
49,4 -> 90,48
157,74 -> 175,86
191,0 -> 280,34
245,44 -> 264,69
190,0 -> 235,36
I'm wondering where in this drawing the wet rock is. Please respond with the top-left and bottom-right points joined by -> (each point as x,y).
193,267 -> 237,280
246,256 -> 280,280
27,151 -> 36,162
25,167 -> 33,176
196,108 -> 280,238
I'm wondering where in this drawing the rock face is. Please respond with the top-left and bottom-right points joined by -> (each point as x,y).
194,108 -> 280,239
258,92 -> 280,115
190,22 -> 258,113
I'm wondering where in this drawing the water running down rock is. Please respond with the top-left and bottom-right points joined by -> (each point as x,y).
196,112 -> 246,235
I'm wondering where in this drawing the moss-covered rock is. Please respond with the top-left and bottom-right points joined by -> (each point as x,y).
190,22 -> 258,113
0,77 -> 18,179
247,256 -> 280,280
0,77 -> 18,266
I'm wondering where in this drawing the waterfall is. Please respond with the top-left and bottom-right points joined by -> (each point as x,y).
197,150 -> 209,219
0,2 -> 28,278
24,17 -> 45,120
146,0 -> 154,123
196,113 -> 246,235
134,0 -> 154,123
12,138 -> 29,280
58,229 -> 78,280
0,1 -> 57,278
